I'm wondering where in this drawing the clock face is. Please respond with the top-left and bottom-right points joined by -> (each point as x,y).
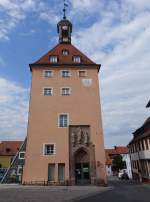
62,25 -> 68,30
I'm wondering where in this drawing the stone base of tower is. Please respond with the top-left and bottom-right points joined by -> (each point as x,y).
68,125 -> 107,186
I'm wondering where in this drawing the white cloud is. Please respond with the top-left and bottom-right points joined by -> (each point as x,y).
0,0 -> 149,148
0,0 -> 59,41
39,11 -> 60,26
72,0 -> 150,148
71,0 -> 102,11
0,0 -> 36,40
0,77 -> 29,140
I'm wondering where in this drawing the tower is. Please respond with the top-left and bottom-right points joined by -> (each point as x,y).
23,8 -> 107,185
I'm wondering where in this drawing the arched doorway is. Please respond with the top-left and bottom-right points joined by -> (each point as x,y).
74,149 -> 90,185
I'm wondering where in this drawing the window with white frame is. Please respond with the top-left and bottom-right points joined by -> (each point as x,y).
61,88 -> 71,96
62,49 -> 69,56
43,88 -> 53,96
50,56 -> 58,63
59,114 -> 68,128
44,70 -> 53,78
17,166 -> 23,176
73,56 -> 81,63
19,152 -> 25,159
61,70 -> 71,77
44,144 -> 56,155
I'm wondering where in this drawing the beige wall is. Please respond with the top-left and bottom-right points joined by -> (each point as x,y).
0,156 -> 12,168
23,67 -> 107,184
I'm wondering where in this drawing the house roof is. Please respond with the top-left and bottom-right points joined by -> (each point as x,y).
128,117 -> 150,145
106,146 -> 128,155
29,43 -> 100,71
0,141 -> 23,156
105,146 -> 128,165
146,100 -> 150,108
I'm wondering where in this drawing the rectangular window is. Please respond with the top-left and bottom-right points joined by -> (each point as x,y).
50,56 -> 58,63
44,70 -> 53,78
141,140 -> 145,150
62,50 -> 69,56
48,164 -> 55,181
44,144 -> 56,155
78,70 -> 87,77
19,152 -> 25,160
61,70 -> 71,77
145,139 -> 149,150
58,163 -> 65,182
17,166 -> 23,176
43,88 -> 53,96
61,88 -> 71,96
59,114 -> 68,128
73,56 -> 81,63
138,142 -> 141,151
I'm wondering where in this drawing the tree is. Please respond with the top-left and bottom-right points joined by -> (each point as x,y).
112,154 -> 126,173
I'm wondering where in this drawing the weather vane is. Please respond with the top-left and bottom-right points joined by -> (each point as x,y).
63,0 -> 68,19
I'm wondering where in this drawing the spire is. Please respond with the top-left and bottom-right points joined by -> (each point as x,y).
63,0 -> 68,19
57,0 -> 72,44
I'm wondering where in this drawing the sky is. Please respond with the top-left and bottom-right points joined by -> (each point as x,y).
0,0 -> 150,148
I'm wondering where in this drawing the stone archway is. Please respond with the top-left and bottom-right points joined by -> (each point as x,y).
74,149 -> 90,185
69,126 -> 96,185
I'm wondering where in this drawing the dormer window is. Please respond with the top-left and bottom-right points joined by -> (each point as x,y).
73,56 -> 81,63
50,56 -> 58,63
62,50 -> 69,56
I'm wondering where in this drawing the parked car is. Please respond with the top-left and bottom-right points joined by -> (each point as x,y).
118,169 -> 129,180
121,172 -> 129,180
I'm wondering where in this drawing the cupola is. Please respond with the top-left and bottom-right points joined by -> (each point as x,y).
57,1 -> 72,44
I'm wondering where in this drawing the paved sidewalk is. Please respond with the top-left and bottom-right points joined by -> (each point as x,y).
0,185 -> 110,202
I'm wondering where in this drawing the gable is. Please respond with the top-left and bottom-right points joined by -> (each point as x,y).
32,43 -> 96,65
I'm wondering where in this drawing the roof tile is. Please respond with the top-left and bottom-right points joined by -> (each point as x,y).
0,141 -> 23,156
32,43 -> 96,65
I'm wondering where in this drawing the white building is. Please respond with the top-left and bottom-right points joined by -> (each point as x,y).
128,102 -> 150,183
105,146 -> 132,178
122,153 -> 132,179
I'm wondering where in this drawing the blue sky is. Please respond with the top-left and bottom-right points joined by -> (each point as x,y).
0,0 -> 150,148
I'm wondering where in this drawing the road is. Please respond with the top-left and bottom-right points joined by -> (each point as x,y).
0,178 -> 149,202
77,178 -> 150,202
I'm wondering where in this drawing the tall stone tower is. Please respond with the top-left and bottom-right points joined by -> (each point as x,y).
23,13 -> 107,185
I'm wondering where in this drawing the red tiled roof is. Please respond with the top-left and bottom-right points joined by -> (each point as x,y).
105,146 -> 129,165
32,43 -> 97,65
0,141 -> 23,156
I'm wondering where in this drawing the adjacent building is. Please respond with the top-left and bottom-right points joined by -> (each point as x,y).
128,101 -> 150,183
0,141 -> 22,169
22,14 -> 107,185
1,139 -> 26,184
105,146 -> 132,179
